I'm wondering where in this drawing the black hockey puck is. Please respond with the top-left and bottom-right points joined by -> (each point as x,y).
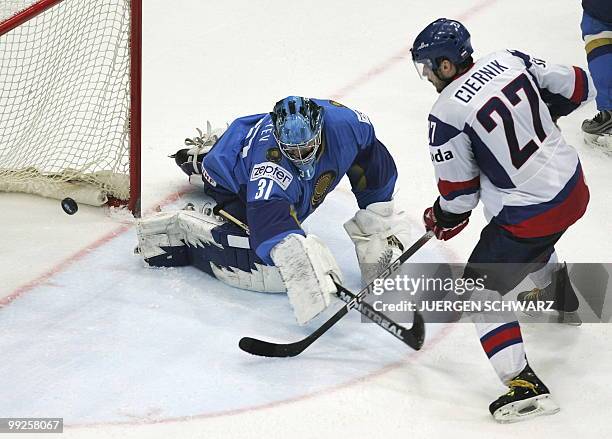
61,197 -> 78,215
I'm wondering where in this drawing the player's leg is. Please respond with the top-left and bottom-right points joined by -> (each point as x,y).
580,11 -> 612,146
136,184 -> 343,324
464,223 -> 562,423
518,253 -> 581,324
136,191 -> 285,293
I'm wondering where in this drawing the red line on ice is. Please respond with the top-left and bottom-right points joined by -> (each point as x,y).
0,190 -> 190,306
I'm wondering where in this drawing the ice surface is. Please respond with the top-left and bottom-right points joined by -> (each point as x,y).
1,0 -> 611,437
0,190 -> 450,425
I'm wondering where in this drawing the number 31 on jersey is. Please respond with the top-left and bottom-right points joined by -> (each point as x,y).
254,179 -> 274,200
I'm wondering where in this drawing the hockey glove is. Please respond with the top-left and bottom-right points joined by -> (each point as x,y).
344,200 -> 412,285
171,121 -> 225,176
423,198 -> 470,241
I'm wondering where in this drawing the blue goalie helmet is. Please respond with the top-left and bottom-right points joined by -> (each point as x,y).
411,18 -> 473,75
271,96 -> 324,180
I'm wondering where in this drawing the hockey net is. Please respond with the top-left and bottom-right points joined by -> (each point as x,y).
0,0 -> 141,213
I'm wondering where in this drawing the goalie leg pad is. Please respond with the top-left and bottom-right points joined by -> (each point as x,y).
200,222 -> 285,293
271,234 -> 343,325
135,210 -> 211,267
136,209 -> 285,293
344,200 -> 412,285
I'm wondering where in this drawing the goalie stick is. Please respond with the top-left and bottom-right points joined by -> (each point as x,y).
238,231 -> 433,358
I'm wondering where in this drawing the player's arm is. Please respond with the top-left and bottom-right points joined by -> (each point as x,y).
248,198 -> 303,265
424,114 -> 479,240
346,135 -> 397,209
342,113 -> 412,284
247,168 -> 341,325
508,50 -> 596,121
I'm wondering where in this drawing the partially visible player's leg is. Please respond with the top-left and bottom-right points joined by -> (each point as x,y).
519,257 -> 582,324
137,182 -> 343,324
271,233 -> 343,325
581,11 -> 612,147
527,251 -> 559,289
464,223 -> 563,422
136,202 -> 285,293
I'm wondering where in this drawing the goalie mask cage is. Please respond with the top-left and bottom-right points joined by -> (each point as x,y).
0,0 -> 141,215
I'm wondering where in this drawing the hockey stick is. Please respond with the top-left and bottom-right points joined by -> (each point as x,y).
239,231 -> 433,357
334,282 -> 425,350
213,205 -> 427,350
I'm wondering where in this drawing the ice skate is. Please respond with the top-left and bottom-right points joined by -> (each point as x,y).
582,110 -> 612,150
582,110 -> 612,135
489,365 -> 560,423
517,263 -> 581,325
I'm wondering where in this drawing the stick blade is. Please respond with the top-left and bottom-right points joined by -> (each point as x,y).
239,337 -> 303,358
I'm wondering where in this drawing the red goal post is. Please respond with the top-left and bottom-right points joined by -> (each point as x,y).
0,0 -> 141,215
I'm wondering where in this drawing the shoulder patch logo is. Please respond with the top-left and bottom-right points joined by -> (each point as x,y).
250,162 -> 293,190
430,148 -> 455,163
352,108 -> 371,125
266,147 -> 282,163
328,100 -> 345,107
311,171 -> 336,208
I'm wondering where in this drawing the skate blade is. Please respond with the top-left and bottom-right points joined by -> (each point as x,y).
584,132 -> 612,153
493,394 -> 560,424
521,309 -> 582,326
557,311 -> 582,326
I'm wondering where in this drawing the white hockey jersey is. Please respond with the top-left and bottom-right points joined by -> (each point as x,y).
428,50 -> 594,238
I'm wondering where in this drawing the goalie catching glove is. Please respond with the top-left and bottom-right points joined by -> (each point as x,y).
343,200 -> 412,285
171,121 -> 226,178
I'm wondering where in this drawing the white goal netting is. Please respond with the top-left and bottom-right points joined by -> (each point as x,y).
0,0 -> 136,206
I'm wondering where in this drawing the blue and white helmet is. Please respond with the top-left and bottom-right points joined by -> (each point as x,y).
271,96 -> 324,180
411,18 -> 473,76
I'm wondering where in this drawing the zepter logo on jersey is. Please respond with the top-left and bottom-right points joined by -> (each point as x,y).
250,162 -> 293,190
